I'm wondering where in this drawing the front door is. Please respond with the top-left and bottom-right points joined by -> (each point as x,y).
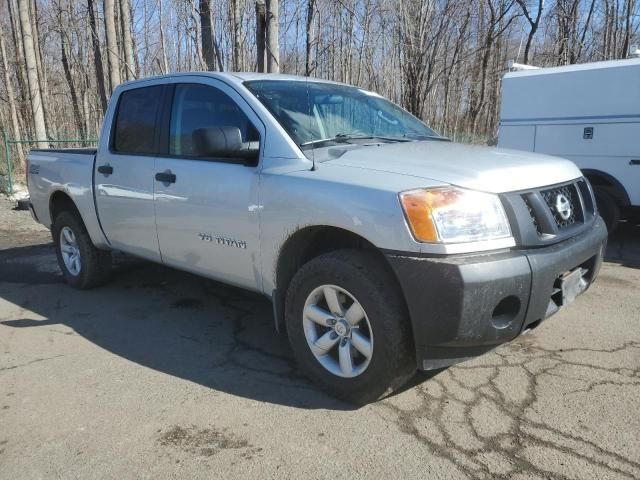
95,84 -> 164,262
153,80 -> 263,291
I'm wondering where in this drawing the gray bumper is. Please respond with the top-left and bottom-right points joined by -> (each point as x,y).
385,216 -> 608,370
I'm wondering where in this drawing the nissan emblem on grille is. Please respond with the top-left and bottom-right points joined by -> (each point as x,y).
555,193 -> 572,220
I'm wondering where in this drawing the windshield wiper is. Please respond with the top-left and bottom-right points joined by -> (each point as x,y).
300,133 -> 410,148
403,133 -> 451,142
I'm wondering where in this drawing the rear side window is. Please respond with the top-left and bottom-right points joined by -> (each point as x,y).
113,85 -> 163,154
169,83 -> 259,157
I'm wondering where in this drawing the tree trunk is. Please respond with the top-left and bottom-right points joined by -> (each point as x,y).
200,0 -> 217,71
59,23 -> 85,137
256,1 -> 266,72
119,0 -> 136,80
7,0 -> 30,138
18,0 -> 47,144
621,0 -> 634,57
516,0 -> 544,64
0,28 -> 24,171
29,0 -> 53,138
305,0 -> 315,75
104,0 -> 121,92
158,0 -> 169,74
231,0 -> 242,70
265,0 -> 279,73
87,0 -> 108,113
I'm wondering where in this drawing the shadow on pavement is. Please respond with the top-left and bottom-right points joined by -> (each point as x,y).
2,217 -> 635,410
605,218 -> 640,269
0,242 -> 361,410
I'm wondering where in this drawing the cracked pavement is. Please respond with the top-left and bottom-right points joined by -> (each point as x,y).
1,197 -> 639,479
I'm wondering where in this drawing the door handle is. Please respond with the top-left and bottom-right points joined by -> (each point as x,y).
155,171 -> 176,184
97,165 -> 113,175
630,159 -> 640,166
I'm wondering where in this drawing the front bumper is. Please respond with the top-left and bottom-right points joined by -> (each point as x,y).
385,216 -> 608,370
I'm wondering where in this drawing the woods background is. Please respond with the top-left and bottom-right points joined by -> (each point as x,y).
0,0 -> 639,186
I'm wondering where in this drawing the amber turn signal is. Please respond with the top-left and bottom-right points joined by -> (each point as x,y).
399,189 -> 440,242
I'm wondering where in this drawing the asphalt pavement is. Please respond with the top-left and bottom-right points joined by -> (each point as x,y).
1,197 -> 639,479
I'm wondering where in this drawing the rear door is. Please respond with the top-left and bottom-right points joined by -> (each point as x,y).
94,84 -> 164,262
153,79 -> 264,291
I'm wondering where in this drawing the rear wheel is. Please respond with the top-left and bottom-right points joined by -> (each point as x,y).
594,188 -> 620,234
52,211 -> 112,289
285,250 -> 415,404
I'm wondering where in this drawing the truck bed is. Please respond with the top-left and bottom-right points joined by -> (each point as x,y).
27,149 -> 100,238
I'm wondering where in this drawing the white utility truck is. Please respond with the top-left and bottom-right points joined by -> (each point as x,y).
498,58 -> 640,232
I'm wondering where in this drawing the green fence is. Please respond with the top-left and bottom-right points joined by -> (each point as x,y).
1,130 -> 98,195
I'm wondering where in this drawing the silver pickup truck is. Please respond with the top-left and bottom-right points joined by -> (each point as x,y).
27,73 -> 607,404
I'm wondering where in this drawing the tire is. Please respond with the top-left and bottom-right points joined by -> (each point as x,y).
595,189 -> 620,234
52,211 -> 112,289
285,249 -> 415,405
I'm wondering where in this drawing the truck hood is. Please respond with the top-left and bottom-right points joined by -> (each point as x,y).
325,141 -> 582,193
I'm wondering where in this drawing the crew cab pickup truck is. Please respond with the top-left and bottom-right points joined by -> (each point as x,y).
27,73 -> 608,404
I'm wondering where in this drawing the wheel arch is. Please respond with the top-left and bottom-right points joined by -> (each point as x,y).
49,190 -> 83,224
272,225 -> 406,333
582,169 -> 630,206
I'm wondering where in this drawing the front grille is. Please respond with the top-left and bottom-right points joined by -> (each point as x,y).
500,178 -> 597,247
540,183 -> 580,229
522,196 -> 542,235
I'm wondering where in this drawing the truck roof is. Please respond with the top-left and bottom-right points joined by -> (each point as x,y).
118,71 -> 346,88
503,57 -> 640,79
500,58 -> 640,123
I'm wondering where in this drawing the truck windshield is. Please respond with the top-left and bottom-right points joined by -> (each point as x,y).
244,80 -> 442,150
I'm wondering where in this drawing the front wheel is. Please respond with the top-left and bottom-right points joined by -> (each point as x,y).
52,211 -> 112,289
285,250 -> 415,404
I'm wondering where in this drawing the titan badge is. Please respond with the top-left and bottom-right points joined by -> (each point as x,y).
198,233 -> 247,249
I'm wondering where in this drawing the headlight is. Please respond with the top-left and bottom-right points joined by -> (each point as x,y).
399,187 -> 511,243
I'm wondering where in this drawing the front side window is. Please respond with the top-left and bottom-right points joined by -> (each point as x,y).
244,80 -> 441,150
113,85 -> 163,154
169,84 -> 259,157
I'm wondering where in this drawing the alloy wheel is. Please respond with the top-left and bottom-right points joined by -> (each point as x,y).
302,285 -> 374,378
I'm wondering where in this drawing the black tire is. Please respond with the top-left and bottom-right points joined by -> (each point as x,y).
52,211 -> 112,289
285,250 -> 415,405
595,189 -> 620,234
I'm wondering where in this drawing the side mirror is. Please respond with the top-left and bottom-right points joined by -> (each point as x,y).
192,126 -> 259,164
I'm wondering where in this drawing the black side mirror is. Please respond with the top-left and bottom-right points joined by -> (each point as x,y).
192,126 -> 259,164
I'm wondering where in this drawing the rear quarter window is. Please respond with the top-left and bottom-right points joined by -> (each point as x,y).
112,85 -> 163,154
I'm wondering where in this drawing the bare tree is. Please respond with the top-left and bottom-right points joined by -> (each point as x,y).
516,0 -> 544,63
18,0 -> 47,144
87,0 -> 108,113
469,0 -> 520,133
621,0 -> 636,57
0,27 -> 23,168
7,0 -> 28,116
555,0 -> 596,64
104,0 -> 122,92
57,1 -> 85,136
1,0 -> 639,191
231,0 -> 243,70
120,0 -> 137,79
200,0 -> 223,71
305,0 -> 316,75
158,0 -> 169,73
256,0 -> 266,72
265,0 -> 279,72
30,0 -> 50,136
